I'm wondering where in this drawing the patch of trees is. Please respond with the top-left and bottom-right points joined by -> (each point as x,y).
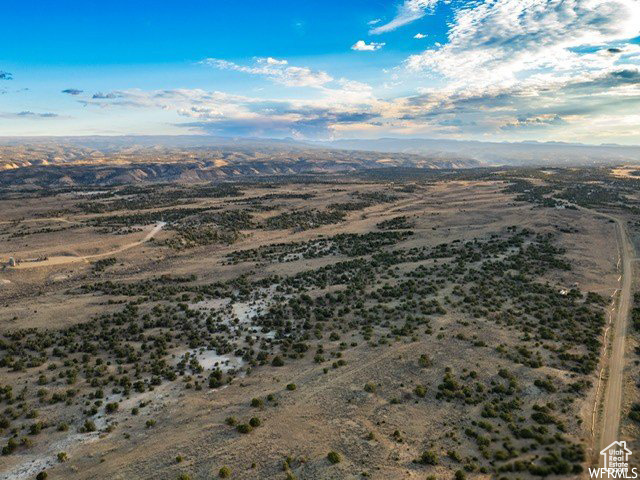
263,209 -> 346,231
92,257 -> 117,273
226,231 -> 413,263
376,216 -> 414,230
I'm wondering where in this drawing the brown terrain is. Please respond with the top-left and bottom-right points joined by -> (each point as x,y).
0,164 -> 638,480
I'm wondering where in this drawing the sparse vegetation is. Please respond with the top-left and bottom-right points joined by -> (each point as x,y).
0,172 -> 629,479
327,451 -> 341,464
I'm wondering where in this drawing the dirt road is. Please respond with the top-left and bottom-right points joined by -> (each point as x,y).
12,222 -> 165,269
0,217 -> 73,225
592,212 -> 635,463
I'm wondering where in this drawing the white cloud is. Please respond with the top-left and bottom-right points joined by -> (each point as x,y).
370,0 -> 439,34
395,0 -> 640,143
201,57 -> 332,87
83,68 -> 383,138
414,33 -> 427,39
260,57 -> 288,66
84,58 -> 640,140
276,66 -> 333,87
407,0 -> 640,87
351,40 -> 386,51
500,114 -> 567,130
368,18 -> 381,25
80,1 -> 640,143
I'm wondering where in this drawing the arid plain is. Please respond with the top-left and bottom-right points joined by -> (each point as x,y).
0,167 -> 639,479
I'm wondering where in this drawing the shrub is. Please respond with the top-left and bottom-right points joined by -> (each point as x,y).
448,450 -> 461,462
57,452 -> 68,462
414,385 -> 427,398
364,383 -> 376,393
249,417 -> 261,428
418,354 -> 432,368
2,437 -> 18,455
251,398 -> 264,408
36,472 -> 48,480
327,451 -> 341,464
219,466 -> 231,478
225,416 -> 237,426
534,377 -> 556,393
286,384 -> 297,391
83,419 -> 96,432
209,374 -> 224,389
30,422 -> 43,435
272,356 -> 284,367
419,450 -> 438,465
236,423 -> 252,434
105,402 -> 119,414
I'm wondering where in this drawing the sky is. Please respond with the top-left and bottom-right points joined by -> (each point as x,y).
1,0 -> 640,144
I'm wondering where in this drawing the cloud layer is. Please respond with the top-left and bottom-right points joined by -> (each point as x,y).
1,111 -> 58,118
41,0 -> 640,142
370,0 -> 439,34
202,57 -> 333,87
406,0 -> 640,84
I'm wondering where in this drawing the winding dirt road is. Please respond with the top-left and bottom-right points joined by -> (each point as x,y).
12,222 -> 165,269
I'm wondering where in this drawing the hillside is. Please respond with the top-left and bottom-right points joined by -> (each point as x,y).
0,139 -> 478,187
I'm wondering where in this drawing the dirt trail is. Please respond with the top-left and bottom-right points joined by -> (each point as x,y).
12,222 -> 165,269
0,217 -> 73,225
583,208 -> 635,464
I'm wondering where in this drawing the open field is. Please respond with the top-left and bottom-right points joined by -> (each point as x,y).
0,167 -> 639,479
4,0 -> 640,477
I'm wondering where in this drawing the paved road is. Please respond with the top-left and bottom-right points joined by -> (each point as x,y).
594,213 -> 635,463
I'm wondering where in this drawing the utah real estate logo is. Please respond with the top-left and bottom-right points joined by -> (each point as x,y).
589,441 -> 637,478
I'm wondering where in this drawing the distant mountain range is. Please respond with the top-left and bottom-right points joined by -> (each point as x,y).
0,135 -> 638,187
0,136 -> 476,187
317,137 -> 640,166
0,135 -> 302,151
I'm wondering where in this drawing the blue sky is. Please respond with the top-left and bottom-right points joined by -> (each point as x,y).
1,0 -> 640,143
